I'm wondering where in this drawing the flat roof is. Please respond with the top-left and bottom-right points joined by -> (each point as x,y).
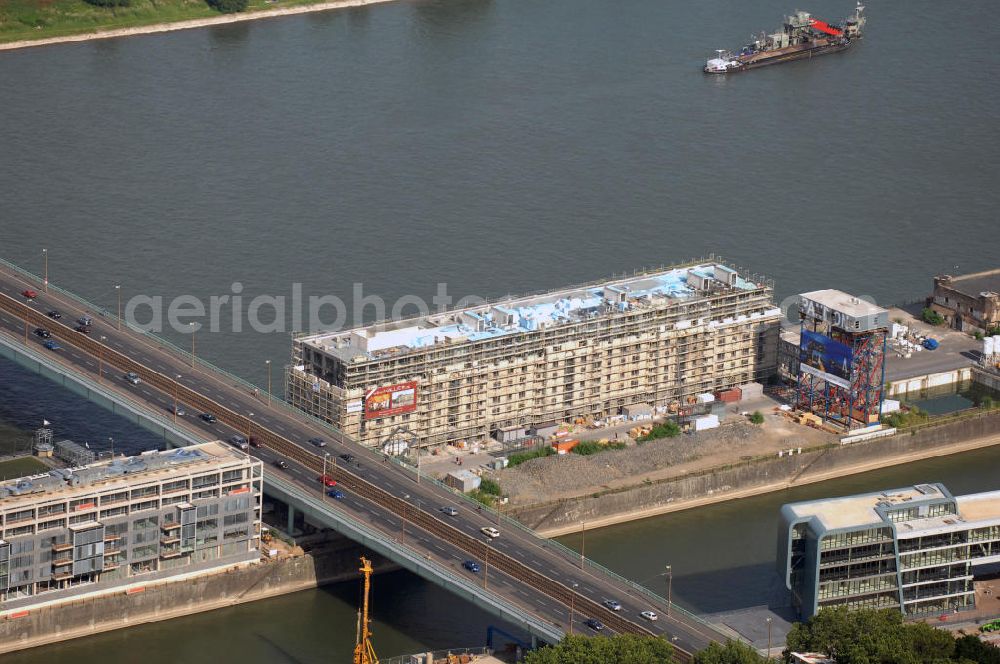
301,263 -> 771,362
942,268 -> 1000,298
955,490 -> 1000,523
786,484 -> 946,531
800,289 -> 888,318
0,442 -> 249,510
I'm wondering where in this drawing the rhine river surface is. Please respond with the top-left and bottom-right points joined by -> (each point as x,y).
0,0 -> 999,659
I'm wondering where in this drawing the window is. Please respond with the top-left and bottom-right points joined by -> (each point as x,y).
101,491 -> 129,506
222,470 -> 243,484
100,506 -> 128,519
37,503 -> 67,517
130,486 -> 158,500
132,500 -> 158,513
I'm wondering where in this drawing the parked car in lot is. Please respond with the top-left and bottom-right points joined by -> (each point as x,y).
318,475 -> 337,487
308,437 -> 327,448
327,489 -> 344,499
439,507 -> 459,517
480,526 -> 500,538
273,460 -> 288,469
33,328 -> 50,338
229,435 -> 249,451
463,560 -> 480,573
603,599 -> 622,612
43,340 -> 61,351
124,372 -> 141,385
46,310 -> 61,320
584,619 -> 604,631
200,413 -> 217,423
21,290 -> 37,300
640,610 -> 658,621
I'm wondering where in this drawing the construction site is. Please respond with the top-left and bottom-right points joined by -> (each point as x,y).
286,260 -> 781,451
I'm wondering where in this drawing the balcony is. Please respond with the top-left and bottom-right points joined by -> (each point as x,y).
103,561 -> 119,571
53,557 -> 73,567
53,572 -> 73,581
161,523 -> 181,532
51,542 -> 73,552
104,534 -> 122,542
160,536 -> 180,546
160,550 -> 182,559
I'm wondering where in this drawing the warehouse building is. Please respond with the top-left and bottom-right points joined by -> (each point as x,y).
927,268 -> 1000,334
0,442 -> 262,611
778,483 -> 1000,619
287,261 -> 781,449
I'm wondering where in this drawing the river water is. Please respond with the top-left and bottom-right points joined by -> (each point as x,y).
1,0 -> 998,658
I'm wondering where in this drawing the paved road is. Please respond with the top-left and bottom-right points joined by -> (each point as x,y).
0,266 -> 731,658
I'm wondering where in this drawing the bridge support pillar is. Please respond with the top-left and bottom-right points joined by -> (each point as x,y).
531,634 -> 538,649
287,505 -> 295,535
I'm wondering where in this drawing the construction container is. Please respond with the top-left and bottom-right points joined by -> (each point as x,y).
716,388 -> 742,403
739,382 -> 764,400
552,439 -> 580,454
444,470 -> 481,493
696,392 -> 715,404
694,414 -> 720,431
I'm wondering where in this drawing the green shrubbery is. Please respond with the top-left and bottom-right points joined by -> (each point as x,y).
507,446 -> 556,467
571,440 -> 627,456
922,307 -> 944,325
524,634 -> 673,663
636,421 -> 681,442
749,411 -> 765,425
83,0 -> 132,6
206,0 -> 248,13
881,405 -> 930,429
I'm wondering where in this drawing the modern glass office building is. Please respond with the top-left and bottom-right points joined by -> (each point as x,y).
0,442 -> 262,612
779,483 -> 1000,619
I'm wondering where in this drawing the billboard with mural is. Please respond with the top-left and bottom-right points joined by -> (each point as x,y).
799,330 -> 853,389
364,381 -> 418,420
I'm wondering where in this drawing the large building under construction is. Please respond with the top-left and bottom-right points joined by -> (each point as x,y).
286,261 -> 781,449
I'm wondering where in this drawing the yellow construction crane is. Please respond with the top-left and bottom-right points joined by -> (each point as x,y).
353,556 -> 380,664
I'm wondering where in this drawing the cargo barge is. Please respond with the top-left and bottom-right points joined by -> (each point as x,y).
704,3 -> 865,74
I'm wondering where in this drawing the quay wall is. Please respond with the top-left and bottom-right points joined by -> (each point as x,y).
513,411 -> 1000,537
0,541 -> 388,655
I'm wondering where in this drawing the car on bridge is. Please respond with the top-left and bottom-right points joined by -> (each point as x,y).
77,316 -> 93,327
319,475 -> 337,487
200,413 -> 217,423
33,328 -> 50,338
249,437 -> 261,448
43,340 -> 61,351
46,310 -> 61,320
603,599 -> 622,612
463,560 -> 480,573
584,619 -> 604,631
640,610 -> 658,621
170,405 -> 186,416
21,290 -> 37,300
481,526 -> 500,539
327,489 -> 344,499
439,507 -> 459,517
229,436 -> 249,451
75,325 -> 90,334
273,460 -> 288,469
124,372 -> 141,385
339,453 -> 355,462
308,437 -> 327,448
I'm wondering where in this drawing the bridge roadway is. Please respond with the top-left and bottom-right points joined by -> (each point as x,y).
0,265 -> 731,659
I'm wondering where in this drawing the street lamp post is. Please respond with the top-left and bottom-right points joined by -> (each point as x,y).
98,336 -> 107,383
569,582 -> 579,635
401,494 -> 410,543
580,521 -> 586,569
666,565 -> 672,618
766,616 -> 773,659
483,538 -> 491,591
265,360 -> 272,406
189,322 -> 196,368
322,452 -> 330,497
115,285 -> 121,330
42,249 -> 48,293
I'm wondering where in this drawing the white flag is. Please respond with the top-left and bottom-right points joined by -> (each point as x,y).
43,419 -> 50,426
84,442 -> 90,449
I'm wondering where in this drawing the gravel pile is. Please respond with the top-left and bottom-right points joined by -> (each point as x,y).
498,421 -> 764,504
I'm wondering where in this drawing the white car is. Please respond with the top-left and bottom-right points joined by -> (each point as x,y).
640,610 -> 659,621
480,526 -> 500,538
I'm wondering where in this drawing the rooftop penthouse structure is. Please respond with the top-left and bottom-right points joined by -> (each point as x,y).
779,483 -> 1000,619
287,261 -> 781,449
0,442 -> 262,612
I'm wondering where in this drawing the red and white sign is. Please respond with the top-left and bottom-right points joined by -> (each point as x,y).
364,381 -> 418,420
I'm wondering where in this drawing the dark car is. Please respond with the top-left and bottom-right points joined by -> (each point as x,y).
43,340 -> 61,351
46,310 -> 62,320
339,453 -> 355,463
77,316 -> 93,327
249,436 -> 261,448
200,413 -> 217,423
273,460 -> 288,469
584,619 -> 604,631
75,325 -> 91,334
308,437 -> 327,447
327,489 -> 344,499
463,560 -> 480,573
33,328 -> 50,338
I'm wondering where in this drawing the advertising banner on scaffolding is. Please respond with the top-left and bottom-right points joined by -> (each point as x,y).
364,381 -> 418,420
799,330 -> 853,389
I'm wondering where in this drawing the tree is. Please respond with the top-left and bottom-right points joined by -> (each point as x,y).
749,411 -> 765,425
922,308 -> 944,326
695,640 -> 768,664
84,0 -> 132,6
523,634 -> 674,664
206,0 -> 249,13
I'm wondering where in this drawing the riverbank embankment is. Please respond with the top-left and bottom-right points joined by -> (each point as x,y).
512,410 -> 1000,537
0,538 -> 390,655
0,0 -> 394,52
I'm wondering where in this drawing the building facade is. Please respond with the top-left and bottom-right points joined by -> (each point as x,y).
286,262 -> 781,449
0,442 -> 262,611
928,269 -> 1000,334
779,483 -> 1000,619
